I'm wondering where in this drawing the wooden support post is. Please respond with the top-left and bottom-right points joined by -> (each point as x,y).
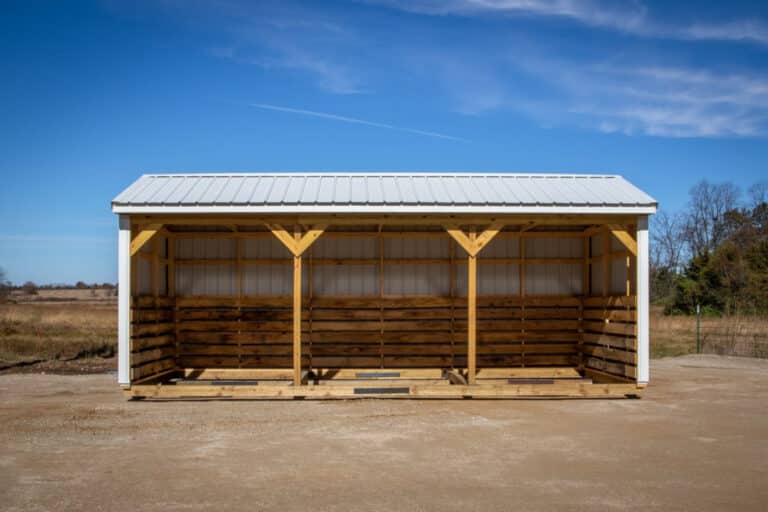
167,237 -> 175,297
449,241 -> 455,370
293,228 -> 302,386
582,234 -> 590,297
443,222 -> 504,386
308,245 -> 314,371
580,233 -> 589,372
520,235 -> 526,367
267,223 -> 327,386
467,227 -> 477,385
602,228 -> 610,297
151,236 -> 159,298
378,225 -> 384,369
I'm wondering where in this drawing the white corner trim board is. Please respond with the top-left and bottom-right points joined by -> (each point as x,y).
636,215 -> 650,386
117,215 -> 131,385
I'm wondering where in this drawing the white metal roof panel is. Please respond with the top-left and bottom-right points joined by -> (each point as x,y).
112,173 -> 657,214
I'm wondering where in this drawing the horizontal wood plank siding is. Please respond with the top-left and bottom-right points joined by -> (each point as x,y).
581,295 -> 637,381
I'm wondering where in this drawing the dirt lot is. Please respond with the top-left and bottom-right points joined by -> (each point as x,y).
1,355 -> 766,512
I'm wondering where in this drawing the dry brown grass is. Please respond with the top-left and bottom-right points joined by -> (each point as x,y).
651,306 -> 768,359
0,302 -> 116,368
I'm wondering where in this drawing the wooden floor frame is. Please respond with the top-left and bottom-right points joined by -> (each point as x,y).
125,367 -> 642,399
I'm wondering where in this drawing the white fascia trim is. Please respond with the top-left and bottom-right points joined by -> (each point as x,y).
112,205 -> 658,215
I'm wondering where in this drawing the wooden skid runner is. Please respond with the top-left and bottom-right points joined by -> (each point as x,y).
126,381 -> 641,399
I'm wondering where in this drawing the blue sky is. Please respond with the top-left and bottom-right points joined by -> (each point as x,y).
1,0 -> 767,284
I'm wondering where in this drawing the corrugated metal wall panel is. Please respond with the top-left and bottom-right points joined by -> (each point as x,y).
383,237 -> 449,258
527,264 -> 582,295
313,237 -> 377,258
385,264 -> 450,295
314,265 -> 378,296
527,237 -> 582,258
136,233 -> 614,298
242,237 -> 290,258
478,263 -> 520,295
176,263 -> 237,296
177,238 -> 236,259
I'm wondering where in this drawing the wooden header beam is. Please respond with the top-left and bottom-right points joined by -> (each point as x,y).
131,214 -> 639,227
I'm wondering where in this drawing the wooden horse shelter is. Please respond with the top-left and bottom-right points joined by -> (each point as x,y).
112,173 -> 657,399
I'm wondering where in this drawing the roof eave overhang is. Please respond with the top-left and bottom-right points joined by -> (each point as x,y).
112,205 -> 658,215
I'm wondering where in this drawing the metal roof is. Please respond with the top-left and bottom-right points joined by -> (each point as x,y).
112,173 -> 657,214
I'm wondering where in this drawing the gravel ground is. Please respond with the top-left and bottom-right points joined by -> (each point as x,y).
1,355 -> 766,511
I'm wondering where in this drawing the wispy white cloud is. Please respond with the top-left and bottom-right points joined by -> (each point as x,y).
366,0 -> 768,45
200,2 -> 367,94
250,103 -> 470,141
511,59 -> 768,137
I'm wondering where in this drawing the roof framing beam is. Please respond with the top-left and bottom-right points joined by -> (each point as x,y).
130,214 -> 638,227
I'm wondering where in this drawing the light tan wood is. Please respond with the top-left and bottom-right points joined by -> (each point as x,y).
135,213 -> 638,227
126,381 -> 642,399
130,223 -> 163,256
443,222 -> 504,256
602,229 -> 610,297
167,238 -> 175,297
150,235 -> 159,298
293,229 -> 302,386
267,223 -> 327,257
171,257 -> 585,266
608,224 -> 638,256
467,228 -> 477,384
167,230 -> 589,240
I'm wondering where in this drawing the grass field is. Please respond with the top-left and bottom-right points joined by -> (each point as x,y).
1,298 -> 766,371
0,302 -> 115,369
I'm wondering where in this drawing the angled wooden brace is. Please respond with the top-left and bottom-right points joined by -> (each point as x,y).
266,223 -> 327,257
130,223 -> 164,257
443,222 -> 504,257
607,224 -> 637,256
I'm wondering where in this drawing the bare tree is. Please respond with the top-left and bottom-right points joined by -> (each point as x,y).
0,267 -> 9,300
651,209 -> 685,272
682,181 -> 741,257
748,181 -> 768,208
22,281 -> 38,295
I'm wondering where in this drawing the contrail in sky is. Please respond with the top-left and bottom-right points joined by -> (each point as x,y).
250,103 -> 470,142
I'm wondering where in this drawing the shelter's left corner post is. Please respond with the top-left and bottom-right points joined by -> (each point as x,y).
636,215 -> 650,388
118,215 -> 131,387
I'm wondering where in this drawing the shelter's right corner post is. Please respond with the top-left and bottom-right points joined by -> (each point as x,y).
636,215 -> 650,388
118,215 -> 132,387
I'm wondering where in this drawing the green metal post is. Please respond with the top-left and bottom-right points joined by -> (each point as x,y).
696,304 -> 701,354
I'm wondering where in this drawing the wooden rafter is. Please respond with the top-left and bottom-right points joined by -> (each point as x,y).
130,223 -> 163,257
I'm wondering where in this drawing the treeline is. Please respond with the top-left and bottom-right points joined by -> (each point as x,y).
0,268 -> 116,298
652,180 -> 768,315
